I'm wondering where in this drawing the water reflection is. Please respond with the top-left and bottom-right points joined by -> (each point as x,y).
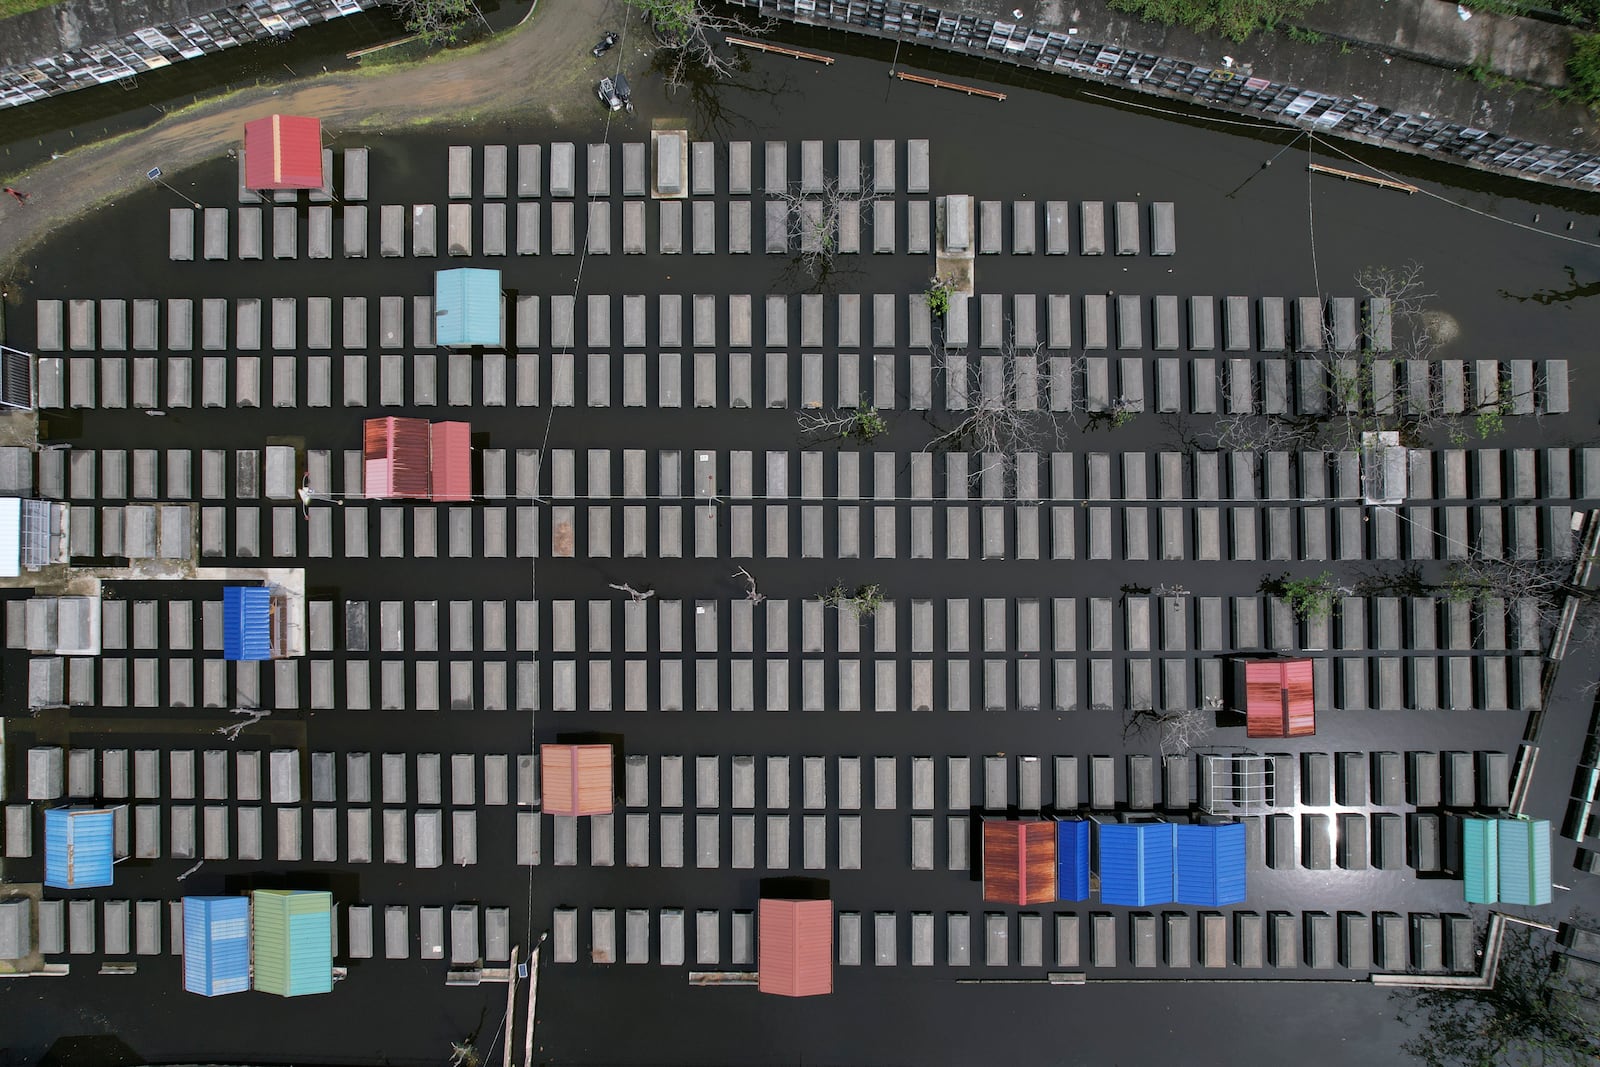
1500,265 -> 1600,305
646,45 -> 789,143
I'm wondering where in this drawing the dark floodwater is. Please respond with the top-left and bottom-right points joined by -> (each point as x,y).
2,27 -> 1600,1067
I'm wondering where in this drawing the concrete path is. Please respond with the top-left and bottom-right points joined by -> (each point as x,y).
0,0 -> 616,278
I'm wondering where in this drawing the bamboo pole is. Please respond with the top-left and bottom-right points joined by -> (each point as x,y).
522,939 -> 541,1067
1307,162 -> 1417,194
345,35 -> 421,59
893,71 -> 1006,100
726,37 -> 834,64
501,945 -> 519,1067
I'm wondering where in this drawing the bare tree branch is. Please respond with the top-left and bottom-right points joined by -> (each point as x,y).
1204,263 -> 1498,455
797,400 -> 888,444
768,168 -> 884,281
608,581 -> 656,602
216,707 -> 270,741
819,582 -> 885,619
1122,705 -> 1216,757
1351,521 -> 1597,652
734,567 -> 765,604
925,320 -> 1072,494
1393,922 -> 1600,1067
628,0 -> 771,91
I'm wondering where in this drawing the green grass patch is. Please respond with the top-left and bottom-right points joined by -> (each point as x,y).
1570,32 -> 1600,104
0,0 -> 65,18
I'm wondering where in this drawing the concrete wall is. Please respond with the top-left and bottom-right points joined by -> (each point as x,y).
731,0 -> 1600,190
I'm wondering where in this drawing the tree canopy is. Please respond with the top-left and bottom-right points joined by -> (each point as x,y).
1394,925 -> 1599,1067
391,0 -> 475,46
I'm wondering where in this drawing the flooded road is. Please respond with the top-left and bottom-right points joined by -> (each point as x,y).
1,25 -> 1598,1067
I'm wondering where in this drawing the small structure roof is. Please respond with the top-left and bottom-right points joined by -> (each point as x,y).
1361,430 -> 1408,505
183,895 -> 251,997
243,115 -> 323,190
1462,817 -> 1500,904
1098,822 -> 1176,906
0,497 -> 18,578
1174,822 -> 1247,906
758,898 -> 833,997
541,743 -> 614,816
44,806 -> 117,889
430,422 -> 472,502
982,819 -> 1056,905
0,898 -> 31,961
434,268 -> 502,347
1056,819 -> 1091,902
251,889 -> 333,997
364,416 -> 432,499
222,586 -> 273,661
1239,657 -> 1317,738
1497,818 -> 1552,906
24,595 -> 98,656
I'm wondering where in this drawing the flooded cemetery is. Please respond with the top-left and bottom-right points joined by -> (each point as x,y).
0,34 -> 1599,1067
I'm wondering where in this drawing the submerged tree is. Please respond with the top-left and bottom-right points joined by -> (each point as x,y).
733,566 -> 765,604
1209,262 -> 1527,455
768,168 -> 885,281
1393,923 -> 1599,1067
1122,705 -> 1215,757
925,324 -> 1074,495
1354,515 -> 1595,652
819,582 -> 886,619
625,0 -> 768,89
1260,571 -> 1342,621
797,397 -> 889,444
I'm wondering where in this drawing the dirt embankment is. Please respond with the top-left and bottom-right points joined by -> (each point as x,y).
0,0 -> 619,281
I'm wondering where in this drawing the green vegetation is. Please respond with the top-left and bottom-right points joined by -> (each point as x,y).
925,278 -> 954,318
848,405 -> 888,443
1447,394 -> 1512,445
1461,59 -> 1519,91
797,399 -> 890,444
1285,25 -> 1323,43
1569,32 -> 1600,105
1460,0 -> 1600,24
820,582 -> 887,618
1104,0 -> 1327,42
1261,571 -> 1338,620
1087,398 -> 1139,432
393,0 -> 475,46
1563,0 -> 1600,22
0,0 -> 62,18
1473,397 -> 1512,440
624,0 -> 696,38
1441,568 -> 1487,603
1394,923 -> 1599,1067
